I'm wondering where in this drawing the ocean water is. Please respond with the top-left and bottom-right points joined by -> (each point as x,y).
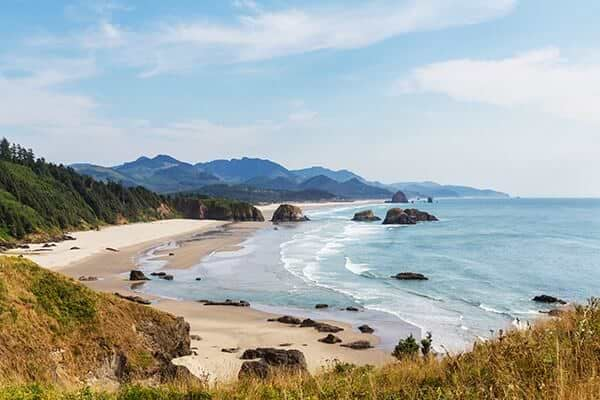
139,198 -> 600,351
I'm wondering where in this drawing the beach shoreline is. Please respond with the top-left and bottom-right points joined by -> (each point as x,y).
11,200 -> 397,383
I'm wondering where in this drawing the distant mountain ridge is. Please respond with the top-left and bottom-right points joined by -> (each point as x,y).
72,155 -> 509,201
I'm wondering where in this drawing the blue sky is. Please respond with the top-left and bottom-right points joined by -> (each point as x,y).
1,0 -> 599,197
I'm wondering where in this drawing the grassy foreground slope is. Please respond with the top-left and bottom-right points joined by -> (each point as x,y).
0,256 -> 193,386
2,297 -> 600,398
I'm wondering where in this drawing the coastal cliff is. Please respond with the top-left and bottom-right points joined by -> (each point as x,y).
170,197 -> 264,221
0,256 -> 193,386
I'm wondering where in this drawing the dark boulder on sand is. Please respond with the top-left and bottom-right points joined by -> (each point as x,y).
391,191 -> 409,203
532,295 -> 566,305
358,324 -> 374,334
341,340 -> 373,350
391,272 -> 428,281
352,210 -> 381,222
239,348 -> 308,379
269,315 -> 302,325
271,204 -> 309,222
129,270 -> 150,281
319,334 -> 342,344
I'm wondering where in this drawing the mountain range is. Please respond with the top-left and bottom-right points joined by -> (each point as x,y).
72,156 -> 509,201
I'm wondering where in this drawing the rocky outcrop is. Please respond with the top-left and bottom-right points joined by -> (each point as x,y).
382,208 -> 438,225
532,295 -> 566,305
199,299 -> 250,307
269,315 -> 302,325
171,197 -> 265,222
391,272 -> 428,281
319,334 -> 342,344
315,303 -> 329,309
271,204 -> 309,222
352,210 -> 381,222
300,319 -> 344,333
129,270 -> 150,281
341,340 -> 373,350
358,324 -> 374,334
391,191 -> 409,203
114,292 -> 152,305
239,348 -> 308,379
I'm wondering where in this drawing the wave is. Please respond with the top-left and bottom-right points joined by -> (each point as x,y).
344,256 -> 370,275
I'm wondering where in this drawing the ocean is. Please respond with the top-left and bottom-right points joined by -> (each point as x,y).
139,198 -> 600,352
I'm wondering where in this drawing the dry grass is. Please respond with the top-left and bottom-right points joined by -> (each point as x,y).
0,256 -> 188,385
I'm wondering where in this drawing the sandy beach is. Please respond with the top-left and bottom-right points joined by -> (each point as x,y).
11,201 -> 393,383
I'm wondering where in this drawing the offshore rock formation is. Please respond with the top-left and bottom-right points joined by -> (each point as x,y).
271,204 -> 309,222
382,208 -> 438,225
352,210 -> 381,222
391,191 -> 409,203
391,272 -> 428,281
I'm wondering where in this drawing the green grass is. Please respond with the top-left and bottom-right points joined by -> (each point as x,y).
30,267 -> 97,329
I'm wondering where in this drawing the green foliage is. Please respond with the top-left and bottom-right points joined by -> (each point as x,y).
420,332 -> 433,357
30,268 -> 97,329
392,334 -> 420,360
0,138 -> 174,242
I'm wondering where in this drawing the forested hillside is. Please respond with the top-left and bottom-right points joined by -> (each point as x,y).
0,139 -> 263,243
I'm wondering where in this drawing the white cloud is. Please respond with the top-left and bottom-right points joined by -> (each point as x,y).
29,0 -> 516,77
397,47 -> 600,124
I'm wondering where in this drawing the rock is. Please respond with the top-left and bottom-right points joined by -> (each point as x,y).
427,197 -> 433,203
270,315 -> 302,325
129,270 -> 150,281
42,243 -> 56,248
279,343 -> 292,347
404,208 -> 439,222
391,191 -> 409,203
195,277 -> 202,281
17,244 -> 30,249
547,309 -> 565,317
239,361 -> 270,379
352,210 -> 381,222
341,340 -> 373,350
358,324 -> 374,334
382,208 -> 415,225
318,334 -> 342,344
239,348 -> 308,379
221,347 -> 240,353
160,274 -> 174,281
190,334 -> 202,341
70,246 -> 80,250
532,295 -> 566,305
151,272 -> 167,277
297,318 -> 344,333
114,292 -> 151,305
315,303 -> 329,309
382,208 -> 438,225
169,252 -> 175,256
62,235 -> 76,241
391,272 -> 428,281
201,299 -> 250,307
346,306 -> 360,312
271,204 -> 309,223
78,276 -> 98,281
105,247 -> 119,252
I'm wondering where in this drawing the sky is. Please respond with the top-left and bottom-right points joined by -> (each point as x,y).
1,0 -> 599,197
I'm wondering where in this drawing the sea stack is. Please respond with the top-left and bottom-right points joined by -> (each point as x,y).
271,204 -> 309,222
391,191 -> 409,203
352,210 -> 381,222
382,208 -> 438,225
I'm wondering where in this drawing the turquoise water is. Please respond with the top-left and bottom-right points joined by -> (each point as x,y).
140,198 -> 600,351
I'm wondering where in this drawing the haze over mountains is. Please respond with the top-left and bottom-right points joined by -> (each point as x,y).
72,155 -> 509,202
